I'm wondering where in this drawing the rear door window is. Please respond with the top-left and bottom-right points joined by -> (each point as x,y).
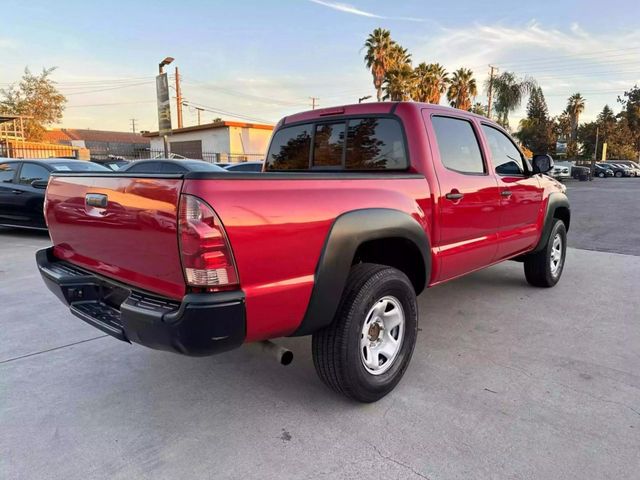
18,163 -> 50,184
431,116 -> 485,174
0,162 -> 18,182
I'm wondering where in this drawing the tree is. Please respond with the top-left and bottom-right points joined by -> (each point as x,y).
387,44 -> 412,70
383,64 -> 415,101
617,85 -> 640,157
579,105 -> 636,160
566,93 -> 585,141
516,87 -> 555,154
470,102 -> 487,116
364,29 -> 395,102
0,67 -> 66,141
487,71 -> 536,129
447,68 -> 477,111
413,63 -> 449,104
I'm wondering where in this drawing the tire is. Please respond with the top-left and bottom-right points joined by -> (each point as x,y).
598,172 -> 605,178
524,219 -> 567,288
312,263 -> 418,403
615,171 -> 623,178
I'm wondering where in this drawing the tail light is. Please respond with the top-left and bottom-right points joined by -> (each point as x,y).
178,194 -> 239,289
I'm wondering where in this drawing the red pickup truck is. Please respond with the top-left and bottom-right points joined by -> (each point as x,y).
37,102 -> 569,402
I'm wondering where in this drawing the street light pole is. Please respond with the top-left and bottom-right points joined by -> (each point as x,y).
358,95 -> 372,104
158,57 -> 174,158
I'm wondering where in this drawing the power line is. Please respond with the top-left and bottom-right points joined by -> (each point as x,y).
181,100 -> 273,124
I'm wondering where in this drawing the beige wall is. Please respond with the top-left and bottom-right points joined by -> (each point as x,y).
228,127 -> 273,155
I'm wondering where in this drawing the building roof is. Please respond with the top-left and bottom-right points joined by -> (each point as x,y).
44,128 -> 150,144
142,120 -> 274,137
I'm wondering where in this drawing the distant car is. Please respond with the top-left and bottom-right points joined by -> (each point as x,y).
571,165 -> 590,181
118,159 -> 227,174
593,163 -> 614,178
152,153 -> 188,160
550,164 -> 571,180
223,161 -> 264,172
612,160 -> 640,177
602,162 -> 632,178
0,159 -> 109,230
92,159 -> 130,171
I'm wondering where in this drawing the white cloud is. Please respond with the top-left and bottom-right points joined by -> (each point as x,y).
412,21 -> 640,124
308,0 -> 423,22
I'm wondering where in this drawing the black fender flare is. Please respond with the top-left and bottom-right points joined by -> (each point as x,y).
532,192 -> 570,253
291,208 -> 431,336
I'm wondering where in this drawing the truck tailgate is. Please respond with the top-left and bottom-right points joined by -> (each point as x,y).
45,174 -> 186,299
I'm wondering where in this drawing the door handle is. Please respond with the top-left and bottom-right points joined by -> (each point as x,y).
11,189 -> 24,194
445,191 -> 464,200
501,190 -> 512,197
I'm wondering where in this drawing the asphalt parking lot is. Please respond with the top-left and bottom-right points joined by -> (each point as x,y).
1,179 -> 639,480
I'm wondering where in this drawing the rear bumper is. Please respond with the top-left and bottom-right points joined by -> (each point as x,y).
36,247 -> 246,356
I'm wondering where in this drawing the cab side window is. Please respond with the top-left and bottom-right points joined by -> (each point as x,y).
19,163 -> 50,184
481,125 -> 525,176
431,116 -> 485,174
0,162 -> 18,183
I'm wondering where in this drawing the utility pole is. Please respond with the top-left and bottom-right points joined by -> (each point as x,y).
195,107 -> 204,126
487,65 -> 498,119
129,118 -> 137,133
592,125 -> 599,178
175,67 -> 183,129
310,97 -> 319,110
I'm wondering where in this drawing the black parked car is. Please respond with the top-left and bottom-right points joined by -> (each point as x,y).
593,163 -> 614,178
602,162 -> 632,177
0,159 -> 110,230
223,161 -> 264,172
118,159 -> 227,174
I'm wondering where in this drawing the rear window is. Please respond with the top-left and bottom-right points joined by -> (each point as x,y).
51,162 -> 109,172
265,117 -> 407,171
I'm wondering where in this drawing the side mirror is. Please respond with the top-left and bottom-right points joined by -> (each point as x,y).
31,179 -> 49,189
532,154 -> 554,174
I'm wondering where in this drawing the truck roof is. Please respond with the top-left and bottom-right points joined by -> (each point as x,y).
281,101 -> 492,127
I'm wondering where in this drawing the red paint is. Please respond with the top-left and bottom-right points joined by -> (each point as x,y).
45,102 -> 563,343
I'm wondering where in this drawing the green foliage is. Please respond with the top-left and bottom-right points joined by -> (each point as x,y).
487,71 -> 536,129
0,67 -> 66,141
617,85 -> 640,155
516,87 -> 555,154
413,63 -> 449,104
578,104 -> 636,160
383,64 -> 415,101
447,68 -> 477,111
470,102 -> 487,116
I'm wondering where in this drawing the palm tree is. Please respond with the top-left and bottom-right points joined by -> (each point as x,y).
487,71 -> 536,128
387,44 -> 412,70
414,63 -> 449,104
447,68 -> 477,111
566,93 -> 585,142
383,64 -> 415,101
364,28 -> 394,102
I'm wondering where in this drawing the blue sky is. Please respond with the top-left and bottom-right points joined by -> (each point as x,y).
2,0 -> 639,132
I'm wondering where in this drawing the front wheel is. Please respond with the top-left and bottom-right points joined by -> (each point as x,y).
598,172 -> 605,178
312,263 -> 418,403
615,171 -> 623,178
524,219 -> 567,287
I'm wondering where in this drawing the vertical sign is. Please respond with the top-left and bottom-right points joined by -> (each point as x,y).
156,73 -> 172,135
601,142 -> 607,161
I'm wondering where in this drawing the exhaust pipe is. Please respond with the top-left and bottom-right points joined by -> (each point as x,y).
259,340 -> 293,366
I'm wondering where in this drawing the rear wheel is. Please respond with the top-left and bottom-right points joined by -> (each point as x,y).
524,219 -> 567,288
615,171 -> 623,178
312,263 -> 418,403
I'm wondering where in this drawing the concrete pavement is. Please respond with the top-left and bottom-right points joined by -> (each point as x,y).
1,227 -> 638,480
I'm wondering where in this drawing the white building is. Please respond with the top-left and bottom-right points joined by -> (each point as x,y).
143,120 -> 274,163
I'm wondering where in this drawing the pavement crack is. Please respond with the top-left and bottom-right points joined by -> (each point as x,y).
369,443 -> 432,480
0,335 -> 108,365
